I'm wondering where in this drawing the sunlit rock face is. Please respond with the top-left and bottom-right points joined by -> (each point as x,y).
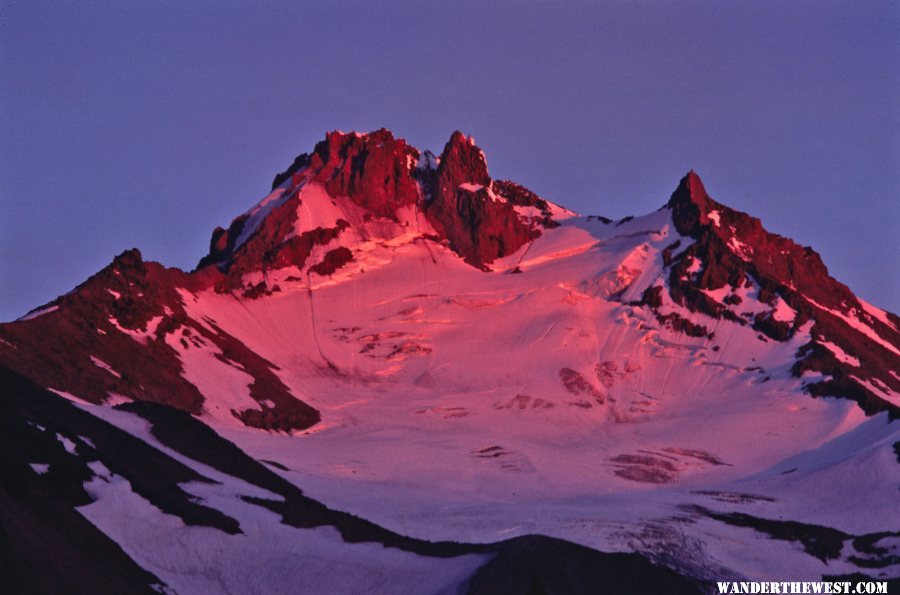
2,129 -> 898,593
425,131 -> 538,268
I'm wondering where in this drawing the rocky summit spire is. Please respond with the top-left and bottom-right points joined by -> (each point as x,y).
424,131 -> 537,268
666,170 -> 718,237
308,129 -> 421,219
204,129 -> 550,273
434,131 -> 491,201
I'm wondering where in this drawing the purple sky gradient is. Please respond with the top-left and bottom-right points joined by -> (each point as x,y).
2,0 -> 898,320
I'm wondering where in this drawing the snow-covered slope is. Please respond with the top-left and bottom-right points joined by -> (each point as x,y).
1,129 -> 897,592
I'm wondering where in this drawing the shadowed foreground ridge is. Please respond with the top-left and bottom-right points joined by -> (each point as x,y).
0,365 -> 704,594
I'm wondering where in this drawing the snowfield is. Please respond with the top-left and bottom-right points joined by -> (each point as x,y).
70,200 -> 899,588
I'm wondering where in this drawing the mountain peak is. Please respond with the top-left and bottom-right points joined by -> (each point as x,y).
436,130 -> 491,196
683,169 -> 708,204
307,128 -> 420,219
446,129 -> 477,147
200,129 -> 555,276
424,131 -> 539,267
666,170 -> 717,232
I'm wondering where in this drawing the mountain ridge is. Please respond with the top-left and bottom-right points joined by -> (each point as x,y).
3,128 -> 896,426
2,128 -> 898,591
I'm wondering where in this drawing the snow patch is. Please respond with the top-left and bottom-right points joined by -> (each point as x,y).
416,151 -> 438,170
29,463 -> 50,475
88,460 -> 113,479
18,304 -> 59,321
727,236 -> 753,260
233,187 -> 292,250
290,183 -> 349,238
48,387 -> 92,406
513,204 -> 545,221
164,325 -> 262,423
858,299 -> 897,332
850,376 -> 900,407
108,315 -> 164,345
806,298 -> 900,356
771,297 -> 796,323
105,392 -> 133,406
91,355 -> 122,378
685,256 -> 703,275
702,286 -> 731,304
818,339 -> 860,367
55,433 -> 78,455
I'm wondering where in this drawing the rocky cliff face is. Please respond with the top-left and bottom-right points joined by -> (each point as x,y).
203,129 -> 543,273
201,129 -> 417,272
0,248 -> 319,431
307,129 -> 421,218
642,171 -> 900,414
424,131 -> 538,268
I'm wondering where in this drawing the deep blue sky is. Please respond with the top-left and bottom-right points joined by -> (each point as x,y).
2,1 -> 898,320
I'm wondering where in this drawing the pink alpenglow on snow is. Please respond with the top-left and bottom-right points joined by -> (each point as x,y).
1,130 -> 898,594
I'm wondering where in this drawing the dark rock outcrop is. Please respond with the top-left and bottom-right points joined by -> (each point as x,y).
425,131 -> 538,267
465,534 -> 701,595
493,179 -> 561,228
658,171 -> 900,414
0,249 -> 321,432
202,129 -> 548,273
307,129 -> 421,219
117,398 -> 705,593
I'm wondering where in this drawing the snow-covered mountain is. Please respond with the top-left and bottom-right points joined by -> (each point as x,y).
2,129 -> 898,593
